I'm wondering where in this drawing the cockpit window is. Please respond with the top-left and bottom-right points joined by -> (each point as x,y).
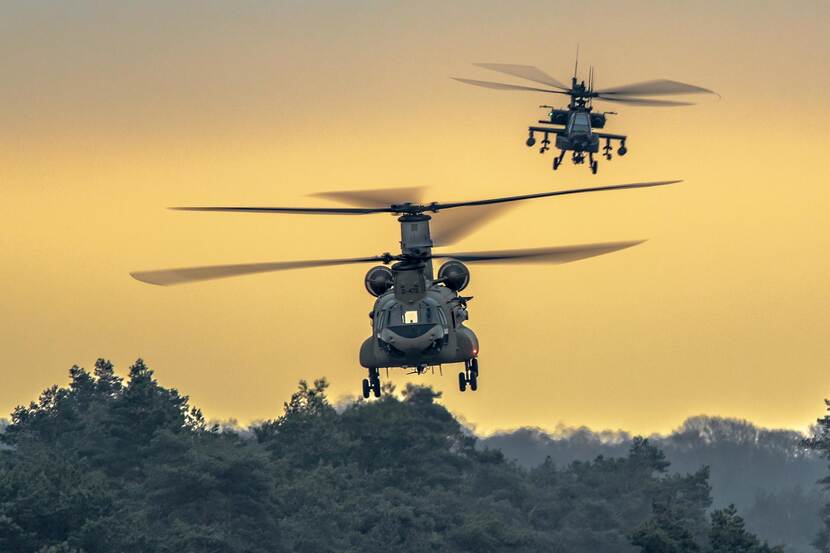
403,310 -> 419,324
374,310 -> 387,334
571,112 -> 590,132
436,308 -> 449,335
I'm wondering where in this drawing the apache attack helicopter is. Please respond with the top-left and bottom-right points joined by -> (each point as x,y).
454,59 -> 717,174
131,180 -> 678,397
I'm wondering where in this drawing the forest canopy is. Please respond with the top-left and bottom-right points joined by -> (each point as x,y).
482,417 -> 825,551
0,359 -> 822,553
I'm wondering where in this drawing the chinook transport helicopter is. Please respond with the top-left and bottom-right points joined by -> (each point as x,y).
131,180 -> 678,397
454,59 -> 717,174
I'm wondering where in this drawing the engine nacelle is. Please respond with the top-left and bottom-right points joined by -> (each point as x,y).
364,266 -> 394,297
438,261 -> 470,292
589,112 -> 607,129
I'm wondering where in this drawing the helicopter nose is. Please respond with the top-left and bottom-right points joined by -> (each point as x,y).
388,323 -> 433,339
381,324 -> 443,353
574,136 -> 591,149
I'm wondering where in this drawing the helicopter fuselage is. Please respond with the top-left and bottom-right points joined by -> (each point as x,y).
360,281 -> 478,370
528,106 -> 627,173
554,110 -> 600,153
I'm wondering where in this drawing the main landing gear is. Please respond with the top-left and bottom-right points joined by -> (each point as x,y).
361,368 -> 381,399
458,358 -> 479,392
552,150 -> 565,170
589,153 -> 598,174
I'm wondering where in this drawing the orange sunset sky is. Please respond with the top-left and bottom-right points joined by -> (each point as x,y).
1,1 -> 829,435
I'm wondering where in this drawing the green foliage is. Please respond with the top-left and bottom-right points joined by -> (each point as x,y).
708,504 -> 784,553
630,502 -> 784,553
630,502 -> 700,553
0,360 -> 791,552
0,359 -> 269,553
806,398 -> 830,552
481,414 -> 824,551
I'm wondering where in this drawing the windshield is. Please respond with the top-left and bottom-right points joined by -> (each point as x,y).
571,112 -> 590,132
377,300 -> 449,333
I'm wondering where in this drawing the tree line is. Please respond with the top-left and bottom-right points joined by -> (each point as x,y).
1,359 -> 828,552
481,417 -> 825,552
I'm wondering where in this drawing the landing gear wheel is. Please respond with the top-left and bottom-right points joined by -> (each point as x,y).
365,369 -> 381,398
469,370 -> 478,391
470,358 -> 479,391
458,359 -> 479,392
591,160 -> 598,174
553,157 -> 560,170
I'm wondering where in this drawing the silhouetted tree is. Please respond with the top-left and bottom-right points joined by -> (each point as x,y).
0,360 -> 809,553
805,398 -> 830,553
482,415 -> 822,551
0,360 -> 278,553
708,504 -> 783,553
630,502 -> 700,553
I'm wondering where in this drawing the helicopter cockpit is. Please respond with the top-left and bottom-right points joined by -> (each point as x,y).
569,112 -> 592,134
373,295 -> 451,355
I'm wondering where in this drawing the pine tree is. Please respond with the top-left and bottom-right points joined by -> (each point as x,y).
630,502 -> 700,553
708,504 -> 783,553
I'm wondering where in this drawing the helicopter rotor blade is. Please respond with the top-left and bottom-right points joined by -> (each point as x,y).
310,186 -> 427,208
430,203 -> 516,246
452,77 -> 569,95
433,180 -> 680,211
596,79 -> 717,97
310,186 -> 516,246
171,206 -> 393,215
472,63 -> 570,91
171,181 -> 679,218
594,95 -> 695,107
433,240 -> 644,265
131,256 -> 387,286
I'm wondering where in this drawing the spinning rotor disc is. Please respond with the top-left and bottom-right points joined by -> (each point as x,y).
131,180 -> 679,286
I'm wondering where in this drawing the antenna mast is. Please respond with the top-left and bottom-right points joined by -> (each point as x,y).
588,65 -> 594,109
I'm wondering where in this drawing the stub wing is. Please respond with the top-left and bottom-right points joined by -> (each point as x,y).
528,125 -> 565,136
595,132 -> 627,141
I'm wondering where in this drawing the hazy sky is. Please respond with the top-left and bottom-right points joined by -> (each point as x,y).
2,1 -> 829,435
